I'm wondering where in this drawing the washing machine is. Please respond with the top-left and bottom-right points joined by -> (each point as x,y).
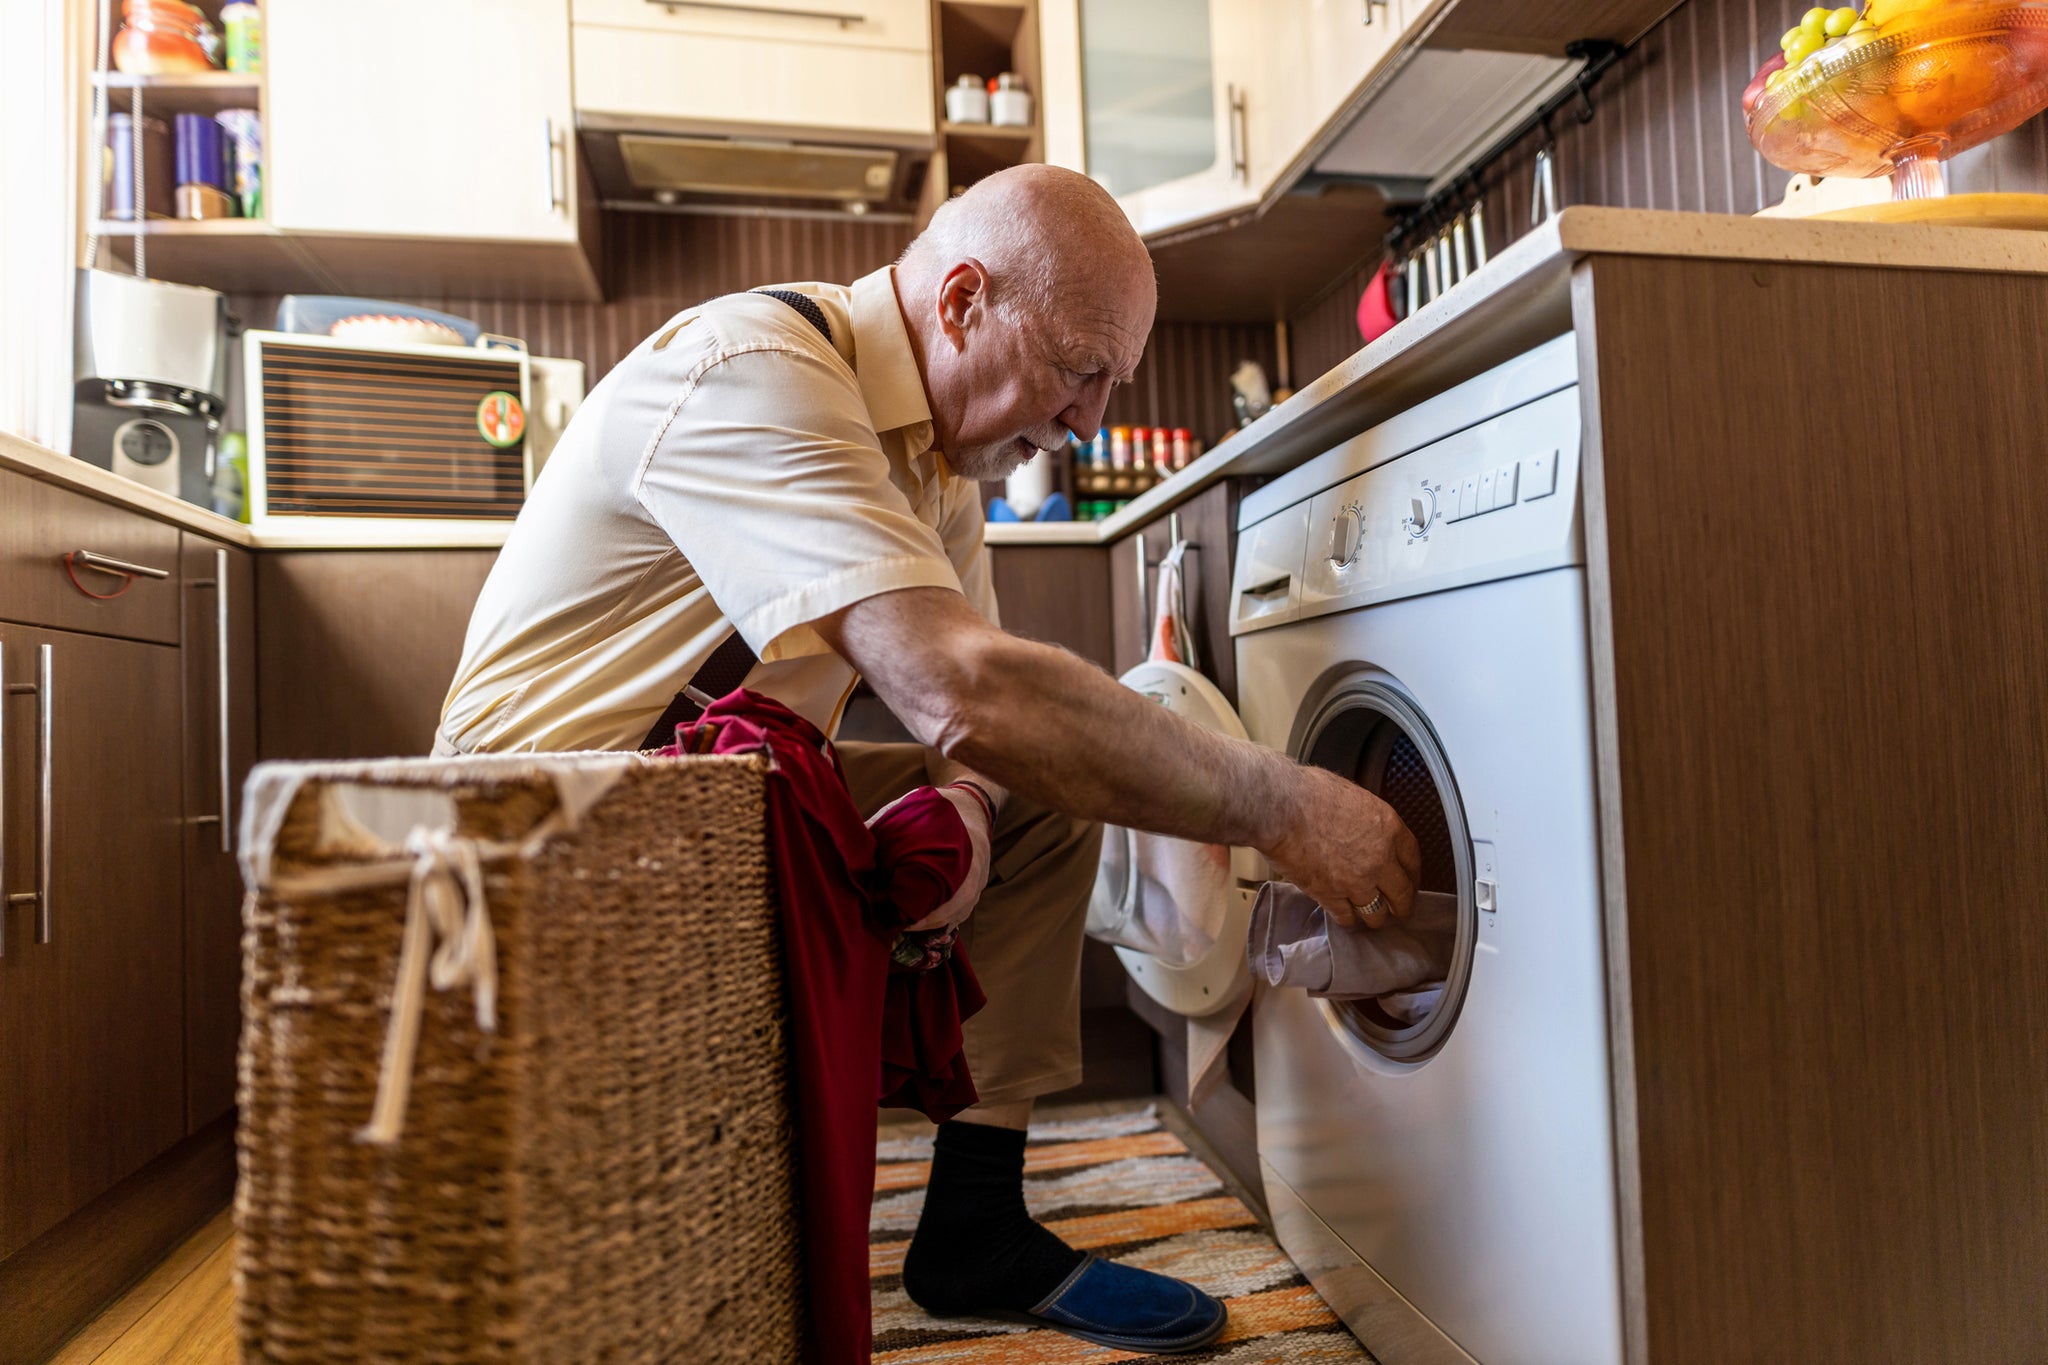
1234,334 -> 1624,1365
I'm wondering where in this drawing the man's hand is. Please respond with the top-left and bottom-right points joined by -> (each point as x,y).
869,784 -> 993,932
1264,766 -> 1422,929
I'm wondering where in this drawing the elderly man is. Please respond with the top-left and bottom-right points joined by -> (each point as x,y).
439,164 -> 1419,1352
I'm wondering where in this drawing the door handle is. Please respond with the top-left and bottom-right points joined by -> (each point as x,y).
3,643 -> 54,949
1134,531 -> 1152,647
1226,85 -> 1248,183
541,117 -> 565,216
191,550 -> 234,853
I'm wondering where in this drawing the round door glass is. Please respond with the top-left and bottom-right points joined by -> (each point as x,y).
1294,673 -> 1474,1063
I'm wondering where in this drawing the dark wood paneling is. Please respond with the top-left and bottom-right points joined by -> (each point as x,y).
180,536 -> 258,1133
1577,255 -> 2048,1364
0,1116 -> 235,1365
1289,0 -> 2048,386
1108,482 -> 1241,705
0,626 -> 186,1260
0,471 -> 183,645
989,544 -> 1115,672
1105,322 -> 1284,450
255,550 -> 497,762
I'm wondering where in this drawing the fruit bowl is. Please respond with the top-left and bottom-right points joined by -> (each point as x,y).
1747,0 -> 2048,199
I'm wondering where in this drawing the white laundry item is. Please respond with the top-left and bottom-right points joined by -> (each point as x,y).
1086,825 -> 1230,967
1247,883 -> 1457,1001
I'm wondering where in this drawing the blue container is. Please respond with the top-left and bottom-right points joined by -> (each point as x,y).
174,114 -> 229,190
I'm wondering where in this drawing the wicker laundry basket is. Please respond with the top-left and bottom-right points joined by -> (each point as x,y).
234,751 -> 801,1363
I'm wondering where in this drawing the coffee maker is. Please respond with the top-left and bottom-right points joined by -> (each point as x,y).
73,268 -> 228,505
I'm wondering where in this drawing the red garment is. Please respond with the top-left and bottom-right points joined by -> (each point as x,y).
660,692 -> 983,1364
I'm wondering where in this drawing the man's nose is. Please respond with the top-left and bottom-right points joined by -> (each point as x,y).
1065,377 -> 1113,441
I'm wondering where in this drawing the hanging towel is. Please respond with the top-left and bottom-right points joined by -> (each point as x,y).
1247,882 -> 1457,1000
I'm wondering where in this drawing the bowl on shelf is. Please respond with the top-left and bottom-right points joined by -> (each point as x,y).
1747,0 -> 2048,199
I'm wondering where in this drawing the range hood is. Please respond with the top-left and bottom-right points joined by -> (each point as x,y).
580,115 -> 932,219
1314,48 -> 1578,191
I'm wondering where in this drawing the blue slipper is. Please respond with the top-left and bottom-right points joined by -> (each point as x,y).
1015,1253 -> 1228,1353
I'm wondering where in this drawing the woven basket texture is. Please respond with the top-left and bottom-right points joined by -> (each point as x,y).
235,755 -> 800,1363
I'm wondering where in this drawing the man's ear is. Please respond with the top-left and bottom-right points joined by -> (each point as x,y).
936,257 -> 991,349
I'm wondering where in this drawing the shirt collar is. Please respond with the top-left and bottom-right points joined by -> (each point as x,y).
849,267 -> 935,440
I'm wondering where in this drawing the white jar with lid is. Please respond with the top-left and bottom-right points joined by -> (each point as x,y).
990,72 -> 1032,127
945,74 -> 990,124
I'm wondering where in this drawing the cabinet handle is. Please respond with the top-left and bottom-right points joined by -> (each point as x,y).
1135,531 -> 1151,646
3,644 -> 54,948
1362,0 -> 1390,24
645,0 -> 868,26
542,117 -> 564,216
214,549 -> 232,853
1226,85 -> 1248,183
72,549 -> 171,581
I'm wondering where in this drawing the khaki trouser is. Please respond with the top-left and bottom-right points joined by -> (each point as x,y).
839,742 -> 1102,1106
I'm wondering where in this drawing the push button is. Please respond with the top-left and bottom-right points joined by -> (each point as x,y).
1494,462 -> 1518,508
1476,469 -> 1496,513
1521,450 -> 1558,501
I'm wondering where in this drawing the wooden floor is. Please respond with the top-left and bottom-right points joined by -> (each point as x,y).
50,1208 -> 237,1365
52,1099 -> 1216,1364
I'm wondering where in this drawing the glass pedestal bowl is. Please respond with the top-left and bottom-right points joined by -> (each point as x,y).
1747,0 -> 2048,199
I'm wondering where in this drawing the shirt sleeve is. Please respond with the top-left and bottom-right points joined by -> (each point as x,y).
935,475 -> 1001,629
632,337 -> 967,663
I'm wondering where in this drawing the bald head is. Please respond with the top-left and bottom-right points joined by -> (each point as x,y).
901,164 -> 1155,326
892,165 -> 1157,483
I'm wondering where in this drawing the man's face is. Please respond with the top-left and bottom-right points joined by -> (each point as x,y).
932,268 -> 1153,484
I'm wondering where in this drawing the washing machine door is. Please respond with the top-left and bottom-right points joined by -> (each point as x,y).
1088,660 -> 1257,1018
1290,668 -> 1476,1065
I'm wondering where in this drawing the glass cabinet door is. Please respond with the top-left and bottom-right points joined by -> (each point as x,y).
1079,0 -> 1221,197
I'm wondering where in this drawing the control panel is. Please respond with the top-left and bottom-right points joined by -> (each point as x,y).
1232,386 -> 1583,634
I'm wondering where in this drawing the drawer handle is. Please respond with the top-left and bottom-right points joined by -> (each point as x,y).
1240,575 -> 1291,601
645,0 -> 868,27
65,549 -> 172,601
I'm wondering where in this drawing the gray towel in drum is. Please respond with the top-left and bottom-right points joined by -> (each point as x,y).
1246,883 -> 1457,1000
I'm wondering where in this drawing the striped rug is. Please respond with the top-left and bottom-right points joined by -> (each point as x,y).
870,1105 -> 1379,1362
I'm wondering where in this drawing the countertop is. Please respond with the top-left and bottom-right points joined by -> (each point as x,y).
17,208 -> 2046,554
987,204 -> 2048,546
0,429 -> 512,551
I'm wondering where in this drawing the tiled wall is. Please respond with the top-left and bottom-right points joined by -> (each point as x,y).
1287,0 -> 2048,384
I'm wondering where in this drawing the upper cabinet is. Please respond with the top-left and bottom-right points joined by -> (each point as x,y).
571,0 -> 935,136
263,0 -> 600,298
268,0 -> 579,243
1052,0 -> 1408,240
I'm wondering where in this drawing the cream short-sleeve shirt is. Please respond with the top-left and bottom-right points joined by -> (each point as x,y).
437,267 -> 999,754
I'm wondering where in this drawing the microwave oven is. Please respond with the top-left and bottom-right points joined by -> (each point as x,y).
244,330 -> 532,537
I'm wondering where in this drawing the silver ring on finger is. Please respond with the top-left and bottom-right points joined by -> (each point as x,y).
1361,892 -> 1386,920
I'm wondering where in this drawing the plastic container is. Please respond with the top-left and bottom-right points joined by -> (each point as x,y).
990,72 -> 1033,127
112,0 -> 215,74
222,0 -> 261,72
945,73 -> 990,123
105,111 -> 174,220
217,109 -> 262,218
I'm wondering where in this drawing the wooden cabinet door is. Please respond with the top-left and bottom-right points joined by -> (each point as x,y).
0,626 -> 184,1260
1108,483 -> 1241,703
266,0 -> 578,242
180,538 -> 258,1133
1304,0 -> 1405,139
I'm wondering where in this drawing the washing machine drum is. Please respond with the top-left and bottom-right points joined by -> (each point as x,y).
1087,660 -> 1256,1019
1293,672 -> 1476,1063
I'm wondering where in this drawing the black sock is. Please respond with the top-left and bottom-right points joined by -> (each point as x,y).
900,1120 -> 1088,1315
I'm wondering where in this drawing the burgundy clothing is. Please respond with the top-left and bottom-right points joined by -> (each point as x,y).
658,692 -> 982,1363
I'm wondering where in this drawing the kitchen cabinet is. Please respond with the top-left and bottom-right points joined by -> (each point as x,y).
257,550 -> 499,762
572,0 -> 934,136
264,0 -> 600,298
1304,0 -> 1408,137
1107,481 -> 1240,703
0,624 -> 186,1262
179,535 -> 257,1134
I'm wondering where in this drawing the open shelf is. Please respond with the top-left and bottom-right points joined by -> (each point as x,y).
91,218 -> 334,294
93,71 -> 261,116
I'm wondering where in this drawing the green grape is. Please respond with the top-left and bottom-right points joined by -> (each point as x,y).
1824,5 -> 1857,33
1786,28 -> 1826,63
1782,24 -> 1805,48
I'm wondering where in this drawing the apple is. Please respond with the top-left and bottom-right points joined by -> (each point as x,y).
1743,50 -> 1789,113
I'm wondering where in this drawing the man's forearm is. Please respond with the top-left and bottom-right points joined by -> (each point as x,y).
934,632 -> 1295,852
